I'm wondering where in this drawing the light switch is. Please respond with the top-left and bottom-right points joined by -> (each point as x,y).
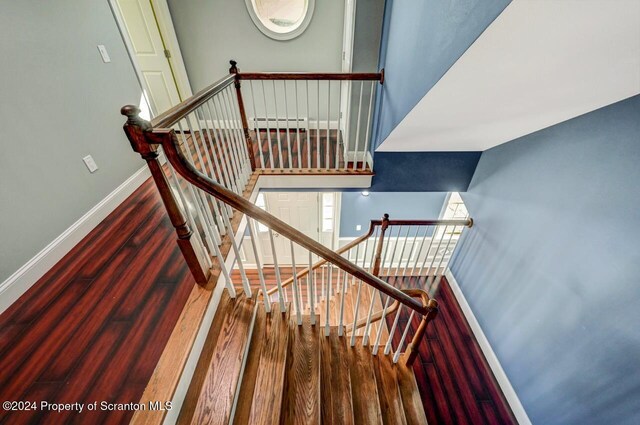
97,45 -> 111,63
83,155 -> 99,173
356,224 -> 362,231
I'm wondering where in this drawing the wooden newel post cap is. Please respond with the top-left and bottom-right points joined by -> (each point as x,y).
121,104 -> 140,119
383,213 -> 390,221
229,60 -> 239,74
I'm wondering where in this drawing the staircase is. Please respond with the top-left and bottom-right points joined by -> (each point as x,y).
178,291 -> 427,425
120,63 -> 473,424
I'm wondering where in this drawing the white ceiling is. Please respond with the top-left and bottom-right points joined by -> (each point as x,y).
377,0 -> 640,152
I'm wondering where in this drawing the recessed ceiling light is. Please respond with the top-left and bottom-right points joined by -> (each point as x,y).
361,191 -> 370,197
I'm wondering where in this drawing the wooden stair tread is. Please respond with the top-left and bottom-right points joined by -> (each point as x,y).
233,302 -> 267,425
178,292 -> 255,425
246,304 -> 291,425
374,354 -> 408,425
320,328 -> 355,425
281,316 -> 321,425
395,361 -> 429,425
347,343 -> 383,424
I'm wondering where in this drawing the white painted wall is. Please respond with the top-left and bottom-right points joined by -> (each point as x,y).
378,0 -> 640,152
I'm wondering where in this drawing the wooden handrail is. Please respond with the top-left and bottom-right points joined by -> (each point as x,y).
150,74 -> 235,129
141,126 -> 429,315
265,217 -> 473,296
265,220 -> 377,297
236,72 -> 384,83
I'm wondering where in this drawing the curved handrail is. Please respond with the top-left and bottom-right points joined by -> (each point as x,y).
146,126 -> 428,315
265,220 -> 377,296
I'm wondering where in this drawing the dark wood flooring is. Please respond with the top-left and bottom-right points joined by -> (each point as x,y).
232,268 -> 517,424
386,276 -> 517,425
251,129 -> 368,170
0,179 -> 195,424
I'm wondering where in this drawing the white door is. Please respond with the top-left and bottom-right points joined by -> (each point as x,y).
256,192 -> 320,266
114,0 -> 181,116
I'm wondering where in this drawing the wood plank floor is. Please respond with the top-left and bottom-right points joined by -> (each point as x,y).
251,129 -> 369,170
386,276 -> 517,425
0,179 -> 195,424
232,269 -> 517,423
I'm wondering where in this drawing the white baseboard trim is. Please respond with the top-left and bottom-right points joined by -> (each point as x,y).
444,269 -> 531,425
0,166 -> 151,315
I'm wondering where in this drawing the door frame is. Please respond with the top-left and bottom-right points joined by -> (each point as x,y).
108,0 -> 192,117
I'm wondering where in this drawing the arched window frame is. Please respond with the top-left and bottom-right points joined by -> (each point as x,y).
245,0 -> 316,41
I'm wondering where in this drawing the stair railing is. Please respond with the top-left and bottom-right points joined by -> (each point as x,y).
120,61 -> 469,366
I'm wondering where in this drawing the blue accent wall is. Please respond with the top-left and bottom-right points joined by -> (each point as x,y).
373,0 -> 511,149
339,192 -> 447,238
450,95 -> 640,425
370,152 -> 481,191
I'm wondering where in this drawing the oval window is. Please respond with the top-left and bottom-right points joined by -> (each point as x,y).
246,0 -> 315,41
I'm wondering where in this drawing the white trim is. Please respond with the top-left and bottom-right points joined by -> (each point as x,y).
257,174 -> 372,189
444,269 -> 532,425
150,0 -> 193,99
0,166 -> 151,315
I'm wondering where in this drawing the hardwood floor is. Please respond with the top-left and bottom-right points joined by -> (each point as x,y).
386,276 -> 517,425
0,179 -> 195,424
251,129 -> 369,170
232,269 -> 517,424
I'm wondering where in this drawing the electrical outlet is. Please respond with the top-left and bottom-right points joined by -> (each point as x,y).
356,224 -> 362,231
97,45 -> 111,63
83,155 -> 99,173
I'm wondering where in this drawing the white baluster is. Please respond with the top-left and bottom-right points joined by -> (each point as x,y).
221,206 -> 251,297
260,81 -> 275,168
395,226 -> 411,277
372,295 -> 391,355
268,229 -> 286,312
326,80 -> 331,169
393,311 -> 416,363
338,266 -> 347,336
350,280 -> 363,347
335,80 -> 342,169
204,100 -> 237,194
248,80 -> 265,169
384,305 -> 403,355
354,81 -> 364,168
294,81 -> 302,168
305,80 -> 311,168
282,81 -> 293,169
403,226 -> 421,276
308,251 -> 316,325
362,289 -> 379,346
410,225 -> 430,277
247,219 -> 270,312
362,81 -> 375,170
324,264 -> 332,336
272,81 -> 284,168
289,240 -> 302,325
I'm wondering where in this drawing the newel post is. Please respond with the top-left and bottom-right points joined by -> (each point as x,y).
121,105 -> 210,285
405,299 -> 439,366
372,213 -> 390,277
229,60 -> 257,170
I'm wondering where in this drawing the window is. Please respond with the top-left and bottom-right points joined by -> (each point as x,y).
321,193 -> 334,232
245,0 -> 315,40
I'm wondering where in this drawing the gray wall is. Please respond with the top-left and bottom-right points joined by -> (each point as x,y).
347,0 -> 385,152
450,95 -> 640,425
0,1 -> 143,282
340,191 -> 446,238
167,0 -> 345,91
